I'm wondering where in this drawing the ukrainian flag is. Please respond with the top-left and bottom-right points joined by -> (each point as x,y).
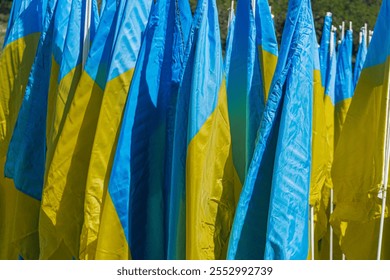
0,0 -> 45,260
353,29 -> 367,90
255,0 -> 278,101
25,0 -> 99,260
331,0 -> 390,260
228,0 -> 315,260
319,13 -> 332,87
334,29 -> 353,147
82,0 -> 152,260
98,0 -> 191,260
226,0 -> 277,192
168,0 -> 238,260
38,0 -> 118,261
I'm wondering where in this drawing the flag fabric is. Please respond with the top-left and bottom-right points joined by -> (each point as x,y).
224,10 -> 235,82
319,13 -> 332,87
353,30 -> 368,90
227,0 -> 315,260
226,0 -> 277,190
80,0 -> 153,260
334,29 -> 353,147
331,0 -> 390,260
255,0 -> 278,101
167,0 -> 239,260
0,0 -> 46,260
310,27 -> 332,259
97,0 -> 191,260
62,0 -> 126,260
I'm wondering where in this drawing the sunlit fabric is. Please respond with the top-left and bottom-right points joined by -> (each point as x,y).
334,29 -> 353,147
319,13 -> 332,87
228,0 -> 314,260
0,0 -> 45,260
102,0 -> 191,260
331,0 -> 390,260
83,0 -> 153,260
168,0 -> 239,260
353,31 -> 368,90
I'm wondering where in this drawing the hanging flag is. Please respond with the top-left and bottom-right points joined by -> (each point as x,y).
331,0 -> 390,260
255,0 -> 278,100
226,0 -> 277,191
34,0 -> 115,261
167,0 -> 239,260
78,0 -> 152,260
310,26 -> 332,260
353,29 -> 368,90
97,0 -> 191,260
228,0 -> 315,260
56,0 -> 125,260
334,29 -> 353,147
319,12 -> 332,87
0,0 -> 46,260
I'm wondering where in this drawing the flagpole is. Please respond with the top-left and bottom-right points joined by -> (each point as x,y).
82,0 -> 92,68
364,23 -> 368,46
329,25 -> 336,260
252,0 -> 256,18
310,206 -> 315,260
377,51 -> 390,260
341,21 -> 345,41
359,29 -> 362,44
227,0 -> 234,30
369,30 -> 373,44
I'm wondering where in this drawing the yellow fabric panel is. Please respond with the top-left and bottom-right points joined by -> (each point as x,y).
39,72 -> 103,260
0,156 -> 41,260
0,33 -> 40,157
45,64 -> 82,170
81,68 -> 134,260
0,156 -> 18,260
186,79 -> 241,260
46,57 -> 60,151
331,57 -> 390,260
258,47 -> 278,102
95,194 -> 132,260
334,97 -> 352,148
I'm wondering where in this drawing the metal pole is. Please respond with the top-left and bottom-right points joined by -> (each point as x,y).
341,21 -> 345,41
369,30 -> 373,44
252,0 -> 256,18
227,0 -> 234,30
359,29 -> 363,44
365,23 -> 368,46
377,56 -> 390,260
349,21 -> 352,31
82,0 -> 92,68
311,206 -> 315,260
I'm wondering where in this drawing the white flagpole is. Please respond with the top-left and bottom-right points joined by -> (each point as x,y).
329,25 -> 336,261
364,23 -> 368,46
82,0 -> 92,68
359,29 -> 363,44
252,0 -> 256,18
341,21 -> 345,41
227,0 -> 235,30
377,54 -> 390,260
310,206 -> 315,260
369,30 -> 373,44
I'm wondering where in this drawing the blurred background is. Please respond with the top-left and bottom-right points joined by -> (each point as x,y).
0,0 -> 383,55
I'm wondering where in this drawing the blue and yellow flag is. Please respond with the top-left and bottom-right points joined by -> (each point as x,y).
334,29 -> 353,147
167,0 -> 239,260
81,0 -> 152,260
319,13 -> 332,87
35,0 -> 118,261
331,0 -> 390,260
226,0 -> 277,190
228,0 -> 315,260
353,29 -> 368,90
98,0 -> 191,260
0,0 -> 46,260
